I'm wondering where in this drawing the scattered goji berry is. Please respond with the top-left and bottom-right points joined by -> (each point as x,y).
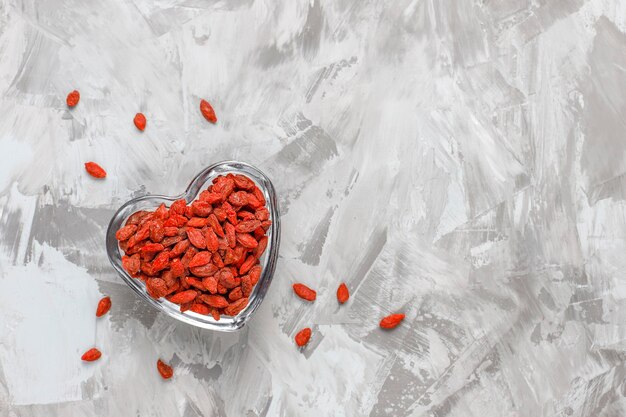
168,290 -> 197,304
295,328 -> 311,347
66,90 -> 80,107
81,348 -> 101,362
96,296 -> 112,317
134,113 -> 146,131
157,359 -> 173,379
293,283 -> 316,301
200,99 -> 217,123
379,314 -> 405,329
85,162 -> 106,178
337,283 -> 349,304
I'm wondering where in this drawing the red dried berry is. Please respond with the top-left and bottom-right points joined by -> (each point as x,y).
224,297 -> 248,316
336,283 -> 349,304
168,290 -> 197,304
85,162 -> 106,178
157,359 -> 173,379
141,243 -> 165,253
189,251 -> 211,267
379,314 -> 405,329
254,236 -> 268,258
200,99 -> 217,123
205,228 -> 219,252
187,228 -> 206,249
116,224 -> 137,241
134,113 -> 146,131
295,328 -> 312,347
202,276 -> 218,294
81,348 -> 101,362
96,296 -> 112,317
200,294 -> 229,308
293,283 -> 316,301
66,90 -> 80,107
190,302 -> 211,315
189,263 -> 219,277
236,233 -> 258,249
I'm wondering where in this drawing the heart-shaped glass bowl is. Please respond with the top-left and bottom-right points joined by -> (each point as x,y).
105,161 -> 280,331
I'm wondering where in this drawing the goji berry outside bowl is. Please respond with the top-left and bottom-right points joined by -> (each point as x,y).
105,161 -> 280,331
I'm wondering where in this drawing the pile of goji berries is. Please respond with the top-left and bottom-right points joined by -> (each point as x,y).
71,89 -> 405,379
116,173 -> 271,319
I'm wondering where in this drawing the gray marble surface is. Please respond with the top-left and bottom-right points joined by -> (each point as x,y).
1,0 -> 626,416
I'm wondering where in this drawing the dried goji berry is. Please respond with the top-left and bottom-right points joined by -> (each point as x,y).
252,186 -> 266,205
205,228 -> 219,252
336,283 -> 349,304
212,252 -> 224,268
224,297 -> 248,316
161,235 -> 183,247
189,251 -> 211,267
141,243 -> 165,253
235,219 -> 261,233
293,283 -> 316,301
187,228 -> 206,249
379,314 -> 405,329
255,207 -> 270,221
122,254 -> 141,276
190,302 -> 210,315
81,348 -> 101,362
96,296 -> 112,317
253,227 -> 265,240
192,201 -> 212,217
168,290 -> 197,304
150,221 -> 165,242
239,255 -> 256,275
162,270 -> 177,287
157,359 -> 173,379
155,203 -> 169,220
224,222 -> 236,248
241,275 -> 253,296
185,276 -> 206,291
170,258 -> 185,277
236,233 -> 258,249
249,265 -> 262,285
246,193 -> 262,209
170,199 -> 187,215
200,99 -> 217,123
207,214 -> 225,237
228,191 -> 248,207
295,328 -> 311,347
116,224 -> 137,241
202,276 -> 218,294
217,269 -> 239,289
164,227 -> 178,237
210,309 -> 221,321
66,90 -> 80,107
146,278 -> 168,298
254,236 -> 268,258
233,174 -> 255,190
84,162 -> 106,178
170,239 -> 190,257
228,287 -> 243,301
126,210 -> 149,225
134,113 -> 146,131
190,263 -> 219,277
200,294 -> 229,308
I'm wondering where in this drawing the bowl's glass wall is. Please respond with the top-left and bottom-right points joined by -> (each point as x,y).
106,161 -> 280,331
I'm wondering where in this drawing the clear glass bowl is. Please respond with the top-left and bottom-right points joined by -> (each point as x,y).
105,161 -> 280,331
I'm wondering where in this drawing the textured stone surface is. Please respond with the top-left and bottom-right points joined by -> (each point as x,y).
1,1 -> 626,416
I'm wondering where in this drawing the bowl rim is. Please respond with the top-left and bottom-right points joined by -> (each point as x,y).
105,160 -> 280,331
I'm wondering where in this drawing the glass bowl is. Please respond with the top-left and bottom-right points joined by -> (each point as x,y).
105,161 -> 280,331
